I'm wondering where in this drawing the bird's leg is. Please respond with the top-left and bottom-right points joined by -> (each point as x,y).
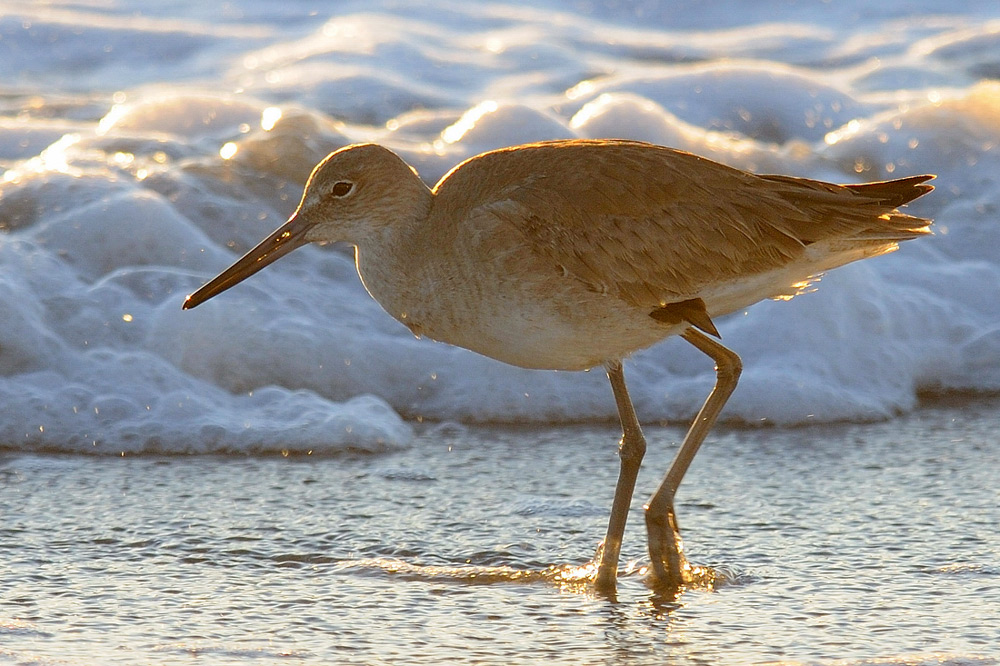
645,328 -> 742,588
594,360 -> 647,591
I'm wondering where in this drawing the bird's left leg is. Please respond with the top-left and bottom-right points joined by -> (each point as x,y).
594,360 -> 647,591
645,328 -> 742,588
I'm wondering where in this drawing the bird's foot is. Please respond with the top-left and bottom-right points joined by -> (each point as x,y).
644,504 -> 687,589
592,539 -> 620,593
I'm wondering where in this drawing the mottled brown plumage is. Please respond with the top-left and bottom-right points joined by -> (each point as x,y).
184,139 -> 933,591
433,141 -> 930,308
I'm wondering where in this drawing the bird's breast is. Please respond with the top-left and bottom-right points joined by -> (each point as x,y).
358,245 -> 675,371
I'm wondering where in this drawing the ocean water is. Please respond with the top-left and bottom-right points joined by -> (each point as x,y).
1,0 -> 999,663
3,397 -> 1000,664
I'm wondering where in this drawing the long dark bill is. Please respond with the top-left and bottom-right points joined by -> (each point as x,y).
183,216 -> 310,310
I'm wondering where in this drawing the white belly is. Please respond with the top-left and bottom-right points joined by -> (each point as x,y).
358,231 -> 873,372
390,272 -> 684,371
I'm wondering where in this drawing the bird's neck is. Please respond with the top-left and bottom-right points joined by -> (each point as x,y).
353,189 -> 435,321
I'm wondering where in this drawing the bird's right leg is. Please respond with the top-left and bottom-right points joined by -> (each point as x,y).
594,360 -> 647,591
645,328 -> 741,588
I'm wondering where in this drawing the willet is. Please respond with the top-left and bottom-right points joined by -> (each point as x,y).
184,139 -> 933,591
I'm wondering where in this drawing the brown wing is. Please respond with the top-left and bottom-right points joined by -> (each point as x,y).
438,140 -> 933,307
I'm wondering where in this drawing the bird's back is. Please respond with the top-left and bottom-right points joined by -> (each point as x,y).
431,140 -> 933,310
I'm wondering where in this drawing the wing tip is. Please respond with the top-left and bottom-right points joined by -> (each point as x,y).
649,297 -> 721,338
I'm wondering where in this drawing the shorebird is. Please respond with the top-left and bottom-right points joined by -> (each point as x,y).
184,139 -> 933,591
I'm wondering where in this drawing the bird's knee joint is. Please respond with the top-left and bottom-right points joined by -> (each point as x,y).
644,496 -> 674,523
618,431 -> 646,462
717,352 -> 742,381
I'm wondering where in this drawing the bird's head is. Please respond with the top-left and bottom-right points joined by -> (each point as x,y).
183,143 -> 428,310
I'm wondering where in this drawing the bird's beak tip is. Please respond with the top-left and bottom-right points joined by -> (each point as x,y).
179,217 -> 310,312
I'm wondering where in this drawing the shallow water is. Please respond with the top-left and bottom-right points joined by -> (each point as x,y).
3,396 -> 998,665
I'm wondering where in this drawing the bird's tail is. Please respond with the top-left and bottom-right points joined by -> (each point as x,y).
846,174 -> 935,242
760,172 -> 935,244
844,174 -> 935,208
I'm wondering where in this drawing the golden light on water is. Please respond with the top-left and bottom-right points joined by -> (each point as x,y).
824,117 -> 862,145
329,555 -> 721,596
549,560 -> 601,592
261,106 -> 282,131
441,100 -> 499,144
219,142 -> 238,159
112,151 -> 134,166
565,79 -> 595,100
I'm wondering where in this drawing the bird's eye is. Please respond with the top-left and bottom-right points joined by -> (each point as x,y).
330,181 -> 354,197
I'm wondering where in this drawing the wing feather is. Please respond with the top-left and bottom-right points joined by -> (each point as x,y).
433,140 -> 933,308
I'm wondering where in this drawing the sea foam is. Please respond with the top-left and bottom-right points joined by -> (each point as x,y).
1,2 -> 998,453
